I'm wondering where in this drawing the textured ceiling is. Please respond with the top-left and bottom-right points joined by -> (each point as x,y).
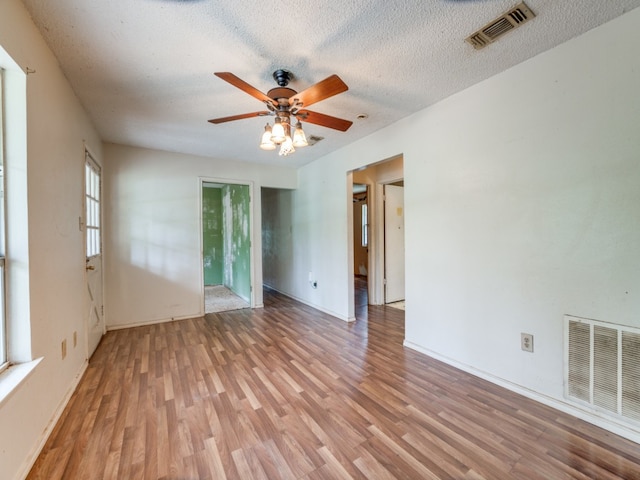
20,0 -> 640,167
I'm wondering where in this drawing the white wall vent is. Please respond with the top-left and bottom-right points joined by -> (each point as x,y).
565,315 -> 640,426
466,2 -> 535,50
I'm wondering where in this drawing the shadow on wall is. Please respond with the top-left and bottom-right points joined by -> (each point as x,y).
261,187 -> 294,290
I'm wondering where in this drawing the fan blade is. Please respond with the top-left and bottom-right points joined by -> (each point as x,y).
208,111 -> 270,124
290,75 -> 348,108
214,72 -> 277,107
297,110 -> 353,132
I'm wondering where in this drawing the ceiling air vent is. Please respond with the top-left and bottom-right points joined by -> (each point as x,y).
466,2 -> 535,50
307,135 -> 324,146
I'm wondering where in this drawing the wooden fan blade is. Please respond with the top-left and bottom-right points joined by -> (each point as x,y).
214,72 -> 277,107
290,75 -> 348,108
297,110 -> 353,132
208,111 -> 270,124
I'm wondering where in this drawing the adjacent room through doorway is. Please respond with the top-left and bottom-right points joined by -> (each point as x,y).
201,181 -> 252,313
350,155 -> 405,319
353,184 -> 369,315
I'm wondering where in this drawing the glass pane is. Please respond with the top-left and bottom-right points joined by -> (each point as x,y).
91,170 -> 96,198
362,204 -> 368,247
0,167 -> 4,256
85,158 -> 101,258
0,72 -> 6,364
90,230 -> 95,257
0,262 -> 5,365
87,165 -> 93,198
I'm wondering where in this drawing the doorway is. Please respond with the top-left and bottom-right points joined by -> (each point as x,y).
353,184 -> 369,311
349,155 -> 404,318
201,182 -> 252,313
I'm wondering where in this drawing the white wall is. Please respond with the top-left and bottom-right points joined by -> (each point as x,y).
103,143 -> 297,329
272,8 -> 640,439
0,1 -> 103,478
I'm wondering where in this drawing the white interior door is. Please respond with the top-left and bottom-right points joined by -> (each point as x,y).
384,184 -> 405,303
84,153 -> 104,356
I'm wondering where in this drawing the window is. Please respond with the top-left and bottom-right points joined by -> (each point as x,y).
0,69 -> 6,368
85,156 -> 101,258
361,203 -> 368,247
0,47 -> 35,382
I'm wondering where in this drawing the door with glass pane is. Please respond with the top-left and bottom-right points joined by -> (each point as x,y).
85,153 -> 104,357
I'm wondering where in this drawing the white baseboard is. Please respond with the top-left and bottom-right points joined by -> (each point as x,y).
107,312 -> 201,331
263,285 -> 352,322
15,360 -> 88,480
404,341 -> 640,445
107,301 -> 265,332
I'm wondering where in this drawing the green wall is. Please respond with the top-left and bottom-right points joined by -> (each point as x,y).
202,186 -> 223,285
222,184 -> 251,302
202,183 -> 251,302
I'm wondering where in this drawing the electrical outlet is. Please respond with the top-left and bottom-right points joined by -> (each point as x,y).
73,331 -> 77,348
61,339 -> 67,359
521,333 -> 534,353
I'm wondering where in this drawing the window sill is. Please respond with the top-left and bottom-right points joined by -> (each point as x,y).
0,357 -> 43,407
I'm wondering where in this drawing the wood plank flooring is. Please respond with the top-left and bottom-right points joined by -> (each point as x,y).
28,286 -> 640,479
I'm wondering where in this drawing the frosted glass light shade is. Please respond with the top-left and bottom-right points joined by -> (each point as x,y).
260,124 -> 276,150
270,118 -> 286,144
292,122 -> 308,147
279,136 -> 295,156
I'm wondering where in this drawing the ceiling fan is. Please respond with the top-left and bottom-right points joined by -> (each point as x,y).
208,69 -> 353,155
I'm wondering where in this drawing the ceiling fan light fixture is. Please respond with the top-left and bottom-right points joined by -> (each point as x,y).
271,117 -> 286,144
279,136 -> 295,156
210,70 -> 352,156
259,123 -> 276,150
292,121 -> 308,147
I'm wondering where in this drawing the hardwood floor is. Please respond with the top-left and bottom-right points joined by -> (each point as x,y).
28,287 -> 640,479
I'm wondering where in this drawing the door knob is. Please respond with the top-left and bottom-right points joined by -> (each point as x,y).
86,265 -> 95,271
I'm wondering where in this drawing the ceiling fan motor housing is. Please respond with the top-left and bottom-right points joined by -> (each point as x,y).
267,87 -> 297,102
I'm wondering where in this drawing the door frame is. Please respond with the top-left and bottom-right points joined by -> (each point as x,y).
198,177 -> 255,311
348,155 -> 404,318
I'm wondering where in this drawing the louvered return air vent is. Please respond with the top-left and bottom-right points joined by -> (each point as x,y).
466,2 -> 535,50
566,315 -> 640,426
